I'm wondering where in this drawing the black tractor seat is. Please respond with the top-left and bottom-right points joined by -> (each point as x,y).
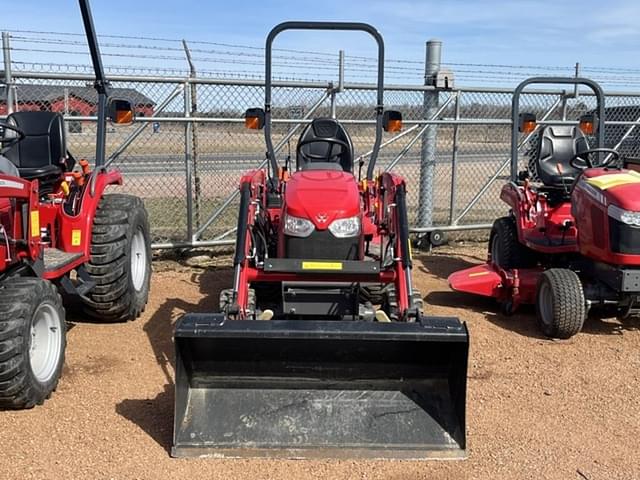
530,125 -> 588,189
3,111 -> 73,193
296,118 -> 354,172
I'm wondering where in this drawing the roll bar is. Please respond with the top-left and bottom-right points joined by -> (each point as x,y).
511,77 -> 606,181
78,0 -> 109,167
263,22 -> 386,183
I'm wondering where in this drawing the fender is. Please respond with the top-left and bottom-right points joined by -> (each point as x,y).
56,169 -> 123,256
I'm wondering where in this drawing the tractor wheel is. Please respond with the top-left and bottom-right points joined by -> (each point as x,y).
428,230 -> 447,247
535,269 -> 586,339
0,277 -> 66,409
219,288 -> 256,318
81,194 -> 151,322
489,216 -> 537,269
382,286 -> 423,321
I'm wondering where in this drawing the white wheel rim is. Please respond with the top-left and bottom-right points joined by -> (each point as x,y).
131,227 -> 147,292
538,282 -> 554,327
29,302 -> 63,383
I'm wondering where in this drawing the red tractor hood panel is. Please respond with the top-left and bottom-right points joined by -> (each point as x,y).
582,168 -> 640,210
284,170 -> 360,229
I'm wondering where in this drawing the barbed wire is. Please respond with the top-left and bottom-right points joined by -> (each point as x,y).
2,29 -> 640,88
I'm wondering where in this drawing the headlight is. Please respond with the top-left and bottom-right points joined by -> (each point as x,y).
283,213 -> 315,237
608,204 -> 640,227
328,215 -> 360,238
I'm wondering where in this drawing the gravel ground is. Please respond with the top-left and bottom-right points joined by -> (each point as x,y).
1,243 -> 639,480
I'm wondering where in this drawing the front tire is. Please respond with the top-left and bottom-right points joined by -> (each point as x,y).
81,194 -> 151,322
535,269 -> 585,339
490,216 -> 537,269
0,278 -> 66,409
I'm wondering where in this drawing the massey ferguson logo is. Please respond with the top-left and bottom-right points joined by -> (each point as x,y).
316,213 -> 328,223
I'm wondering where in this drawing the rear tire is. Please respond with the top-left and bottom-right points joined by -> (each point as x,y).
490,216 -> 537,269
535,269 -> 585,339
81,194 -> 151,322
0,278 -> 66,409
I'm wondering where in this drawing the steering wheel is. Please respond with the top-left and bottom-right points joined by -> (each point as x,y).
569,148 -> 620,170
296,137 -> 350,164
0,121 -> 25,152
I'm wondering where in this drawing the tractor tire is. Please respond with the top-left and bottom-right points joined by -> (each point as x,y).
382,285 -> 422,322
81,194 -> 151,322
360,284 -> 388,305
489,216 -> 537,269
219,288 -> 256,318
0,277 -> 66,409
535,268 -> 586,339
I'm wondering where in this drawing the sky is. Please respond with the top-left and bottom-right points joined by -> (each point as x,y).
2,0 -> 640,86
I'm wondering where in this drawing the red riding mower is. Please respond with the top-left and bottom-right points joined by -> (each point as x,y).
449,76 -> 640,339
173,22 -> 469,459
0,0 -> 151,409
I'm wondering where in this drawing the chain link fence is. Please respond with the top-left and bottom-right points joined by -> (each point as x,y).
3,55 -> 640,248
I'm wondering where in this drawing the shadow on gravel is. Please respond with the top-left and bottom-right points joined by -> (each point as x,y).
581,312 -> 640,336
116,385 -> 174,454
416,253 -> 481,281
416,252 -> 546,339
425,290 -> 545,339
115,267 -> 233,454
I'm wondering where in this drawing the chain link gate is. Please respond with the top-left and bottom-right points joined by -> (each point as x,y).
3,60 -> 640,249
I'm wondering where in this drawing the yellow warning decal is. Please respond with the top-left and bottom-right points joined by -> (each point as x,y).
586,171 -> 640,190
301,261 -> 343,271
30,211 -> 40,237
71,229 -> 82,246
469,271 -> 490,277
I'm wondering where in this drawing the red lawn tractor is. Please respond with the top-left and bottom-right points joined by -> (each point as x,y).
173,22 -> 469,459
0,0 -> 151,409
449,76 -> 640,339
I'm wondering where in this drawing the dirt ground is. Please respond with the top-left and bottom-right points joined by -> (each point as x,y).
1,243 -> 639,480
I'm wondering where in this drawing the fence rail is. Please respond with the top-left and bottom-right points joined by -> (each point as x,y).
3,33 -> 640,249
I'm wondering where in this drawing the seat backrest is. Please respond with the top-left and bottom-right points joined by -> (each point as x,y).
532,126 -> 589,188
296,118 -> 354,172
3,111 -> 69,171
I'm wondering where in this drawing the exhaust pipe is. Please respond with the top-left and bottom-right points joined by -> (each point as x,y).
173,314 -> 468,459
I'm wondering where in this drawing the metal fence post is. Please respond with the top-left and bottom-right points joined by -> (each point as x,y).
418,39 -> 441,228
448,91 -> 461,225
330,50 -> 345,119
183,40 -> 201,231
2,32 -> 15,114
183,81 -> 194,243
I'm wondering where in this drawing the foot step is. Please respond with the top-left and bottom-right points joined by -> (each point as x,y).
43,248 -> 82,273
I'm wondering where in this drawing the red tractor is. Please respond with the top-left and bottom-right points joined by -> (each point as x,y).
449,76 -> 639,339
0,0 -> 151,409
173,22 -> 468,460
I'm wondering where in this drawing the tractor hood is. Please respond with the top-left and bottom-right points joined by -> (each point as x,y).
284,170 -> 360,229
581,169 -> 640,211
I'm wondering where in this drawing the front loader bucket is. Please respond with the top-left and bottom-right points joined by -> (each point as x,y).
172,314 -> 468,459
